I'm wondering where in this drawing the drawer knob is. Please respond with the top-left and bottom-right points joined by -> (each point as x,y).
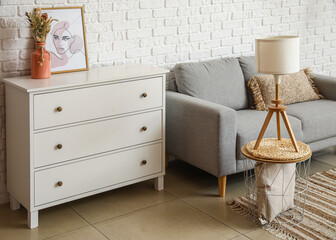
141,160 -> 147,165
57,181 -> 63,187
141,126 -> 147,131
56,106 -> 63,112
56,144 -> 63,149
142,93 -> 147,98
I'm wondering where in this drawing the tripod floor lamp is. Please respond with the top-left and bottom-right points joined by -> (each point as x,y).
254,36 -> 300,152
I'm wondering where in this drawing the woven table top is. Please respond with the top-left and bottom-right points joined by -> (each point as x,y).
242,138 -> 312,163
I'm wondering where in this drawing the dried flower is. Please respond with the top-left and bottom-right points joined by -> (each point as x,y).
42,13 -> 48,20
25,8 -> 58,43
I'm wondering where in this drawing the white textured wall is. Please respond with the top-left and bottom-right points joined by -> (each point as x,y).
0,0 -> 335,204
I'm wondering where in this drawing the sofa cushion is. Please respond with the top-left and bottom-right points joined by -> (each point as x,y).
174,58 -> 248,110
238,56 -> 258,108
236,109 -> 303,160
286,99 -> 336,143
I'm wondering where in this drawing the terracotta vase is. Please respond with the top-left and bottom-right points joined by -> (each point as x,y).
31,42 -> 51,79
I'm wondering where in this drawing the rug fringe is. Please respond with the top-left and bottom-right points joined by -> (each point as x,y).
228,200 -> 259,226
229,200 -> 298,240
228,201 -> 250,216
266,226 -> 298,240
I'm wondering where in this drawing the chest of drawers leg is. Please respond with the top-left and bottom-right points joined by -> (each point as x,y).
4,65 -> 168,229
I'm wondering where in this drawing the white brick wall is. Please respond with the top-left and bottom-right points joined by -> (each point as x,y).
0,0 -> 336,204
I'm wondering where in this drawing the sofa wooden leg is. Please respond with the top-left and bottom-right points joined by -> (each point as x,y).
218,176 -> 227,197
165,153 -> 169,168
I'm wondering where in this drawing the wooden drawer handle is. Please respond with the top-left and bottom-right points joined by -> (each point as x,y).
57,181 -> 63,187
141,160 -> 147,165
141,126 -> 147,131
142,93 -> 147,98
56,106 -> 63,112
56,144 -> 63,149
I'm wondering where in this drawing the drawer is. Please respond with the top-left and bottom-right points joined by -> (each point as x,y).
34,143 -> 162,206
34,110 -> 162,168
33,77 -> 163,130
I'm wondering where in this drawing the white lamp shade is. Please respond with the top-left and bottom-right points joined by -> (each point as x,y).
256,36 -> 300,75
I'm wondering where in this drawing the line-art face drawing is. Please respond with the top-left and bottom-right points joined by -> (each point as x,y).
50,21 -> 84,68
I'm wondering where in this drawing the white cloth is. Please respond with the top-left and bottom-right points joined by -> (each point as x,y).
254,162 -> 296,223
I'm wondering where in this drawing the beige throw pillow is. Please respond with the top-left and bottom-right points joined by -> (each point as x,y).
248,69 -> 323,111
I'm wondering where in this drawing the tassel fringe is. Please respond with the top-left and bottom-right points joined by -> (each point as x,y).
304,67 -> 324,99
247,76 -> 268,111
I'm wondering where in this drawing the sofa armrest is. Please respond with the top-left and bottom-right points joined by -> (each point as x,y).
313,74 -> 336,101
166,91 -> 237,177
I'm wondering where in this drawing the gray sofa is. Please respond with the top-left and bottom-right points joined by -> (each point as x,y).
166,56 -> 336,197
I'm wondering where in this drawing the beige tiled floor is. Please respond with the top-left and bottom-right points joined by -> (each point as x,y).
0,148 -> 335,240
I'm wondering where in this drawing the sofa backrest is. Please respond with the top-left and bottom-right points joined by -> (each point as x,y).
166,71 -> 178,92
237,56 -> 258,108
173,57 -> 249,110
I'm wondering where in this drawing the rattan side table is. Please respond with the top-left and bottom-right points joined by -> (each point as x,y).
241,142 -> 312,227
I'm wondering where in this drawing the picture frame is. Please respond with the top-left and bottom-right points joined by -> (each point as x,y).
42,7 -> 89,74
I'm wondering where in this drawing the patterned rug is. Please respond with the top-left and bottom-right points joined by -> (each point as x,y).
229,168 -> 336,240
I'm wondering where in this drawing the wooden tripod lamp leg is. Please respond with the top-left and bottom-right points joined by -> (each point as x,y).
276,111 -> 281,140
280,111 -> 299,152
254,109 -> 274,150
275,82 -> 281,140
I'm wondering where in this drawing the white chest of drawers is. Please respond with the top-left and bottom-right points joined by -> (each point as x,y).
3,64 -> 168,229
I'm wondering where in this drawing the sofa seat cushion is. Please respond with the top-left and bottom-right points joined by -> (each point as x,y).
286,99 -> 336,143
174,58 -> 248,110
236,109 -> 303,160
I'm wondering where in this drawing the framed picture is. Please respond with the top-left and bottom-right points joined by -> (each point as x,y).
42,7 -> 89,74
